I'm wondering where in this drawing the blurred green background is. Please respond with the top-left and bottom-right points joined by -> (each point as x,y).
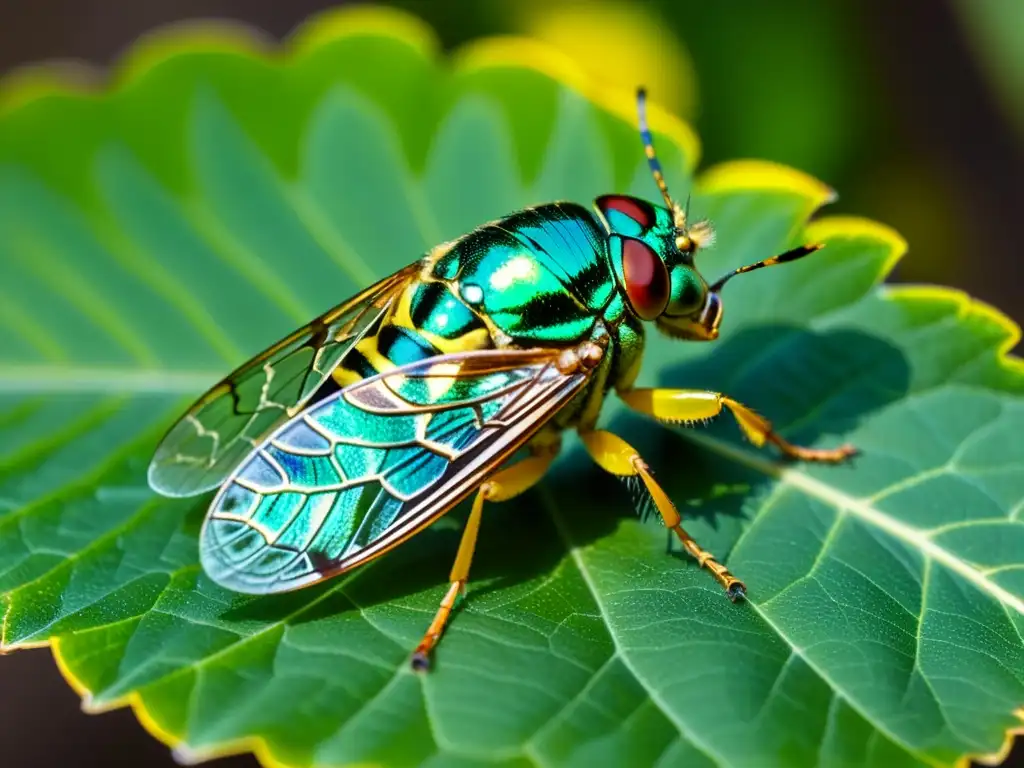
0,0 -> 1021,766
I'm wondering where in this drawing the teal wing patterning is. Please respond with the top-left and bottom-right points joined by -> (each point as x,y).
200,347 -> 594,594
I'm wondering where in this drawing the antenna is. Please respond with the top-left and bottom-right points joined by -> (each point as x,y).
709,244 -> 823,293
636,88 -> 675,213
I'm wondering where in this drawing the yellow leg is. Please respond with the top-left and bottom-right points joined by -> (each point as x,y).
410,451 -> 556,671
579,430 -> 746,600
620,388 -> 857,463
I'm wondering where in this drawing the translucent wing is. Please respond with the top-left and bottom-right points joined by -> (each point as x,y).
149,265 -> 419,498
199,346 -> 597,594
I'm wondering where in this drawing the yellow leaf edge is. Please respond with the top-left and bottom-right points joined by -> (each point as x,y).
0,6 -> 1018,768
699,160 -> 1023,382
0,6 -> 699,178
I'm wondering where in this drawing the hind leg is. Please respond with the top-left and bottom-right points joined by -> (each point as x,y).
411,451 -> 557,671
579,429 -> 745,599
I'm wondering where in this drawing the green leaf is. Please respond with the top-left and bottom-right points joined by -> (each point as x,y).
1,8 -> 1022,768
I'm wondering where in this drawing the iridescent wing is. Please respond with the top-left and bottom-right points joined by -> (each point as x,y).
149,265 -> 420,498
199,346 -> 596,594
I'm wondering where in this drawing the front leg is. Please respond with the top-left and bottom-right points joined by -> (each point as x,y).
620,388 -> 857,463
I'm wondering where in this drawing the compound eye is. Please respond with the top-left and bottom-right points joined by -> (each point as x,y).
622,238 -> 670,320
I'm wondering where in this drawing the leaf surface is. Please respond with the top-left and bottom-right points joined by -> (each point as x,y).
0,8 -> 1021,768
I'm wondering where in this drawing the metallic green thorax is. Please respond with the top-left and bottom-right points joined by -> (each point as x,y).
336,201 -> 660,429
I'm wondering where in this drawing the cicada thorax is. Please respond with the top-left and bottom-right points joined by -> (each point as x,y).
194,200 -> 649,596
428,203 -> 614,341
421,202 -> 646,431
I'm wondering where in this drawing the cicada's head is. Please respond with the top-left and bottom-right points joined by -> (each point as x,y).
595,191 -> 720,341
593,88 -> 723,340
598,88 -> 821,341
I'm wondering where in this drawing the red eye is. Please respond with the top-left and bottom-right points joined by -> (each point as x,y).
596,195 -> 655,229
622,238 -> 669,320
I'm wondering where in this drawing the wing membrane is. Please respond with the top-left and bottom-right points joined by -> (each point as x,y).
149,265 -> 419,498
199,346 -> 594,594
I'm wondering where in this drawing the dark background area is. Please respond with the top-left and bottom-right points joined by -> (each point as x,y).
0,1 -> 1020,766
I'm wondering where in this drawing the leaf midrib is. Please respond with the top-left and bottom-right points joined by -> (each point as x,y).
6,369 -> 1018,613
686,430 -> 1024,616
5,365 -> 1018,616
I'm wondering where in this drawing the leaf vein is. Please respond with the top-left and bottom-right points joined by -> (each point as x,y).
542,488 -> 728,768
685,431 -> 1024,615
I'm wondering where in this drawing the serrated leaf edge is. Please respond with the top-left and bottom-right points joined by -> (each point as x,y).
0,6 -> 433,117
698,158 -> 837,208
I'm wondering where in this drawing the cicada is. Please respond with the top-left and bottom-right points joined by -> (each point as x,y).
149,89 -> 855,670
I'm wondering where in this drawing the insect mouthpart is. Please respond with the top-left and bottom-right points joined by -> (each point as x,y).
698,292 -> 723,336
654,290 -> 723,342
